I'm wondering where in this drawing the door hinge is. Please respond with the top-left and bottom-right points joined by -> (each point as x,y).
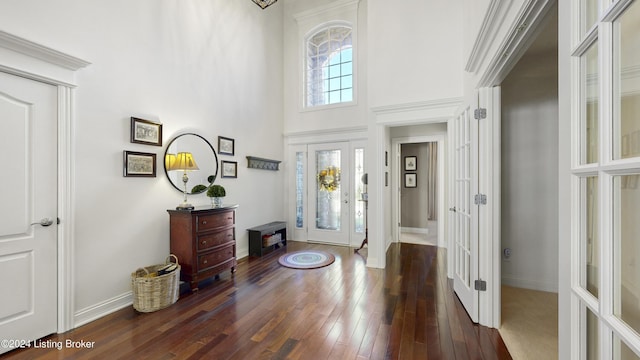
474,108 -> 487,120
474,194 -> 487,205
475,279 -> 487,291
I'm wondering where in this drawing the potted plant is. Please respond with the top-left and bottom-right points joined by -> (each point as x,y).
207,184 -> 226,207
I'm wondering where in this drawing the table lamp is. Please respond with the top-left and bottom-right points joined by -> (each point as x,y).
169,152 -> 199,210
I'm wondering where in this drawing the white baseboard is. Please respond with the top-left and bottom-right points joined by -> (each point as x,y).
400,227 -> 429,235
74,291 -> 132,328
501,275 -> 558,293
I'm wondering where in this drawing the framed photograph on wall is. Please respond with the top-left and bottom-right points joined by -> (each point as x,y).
130,117 -> 162,146
218,136 -> 235,156
221,160 -> 238,178
405,173 -> 417,188
404,156 -> 417,171
123,151 -> 156,177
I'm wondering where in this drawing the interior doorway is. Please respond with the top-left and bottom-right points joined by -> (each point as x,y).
498,5 -> 559,358
390,127 -> 447,250
399,142 -> 439,247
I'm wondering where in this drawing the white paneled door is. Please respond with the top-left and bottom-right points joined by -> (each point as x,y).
451,102 -> 479,323
0,72 -> 58,354
307,142 -> 350,245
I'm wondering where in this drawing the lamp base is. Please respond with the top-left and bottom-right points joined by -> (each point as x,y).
176,203 -> 195,210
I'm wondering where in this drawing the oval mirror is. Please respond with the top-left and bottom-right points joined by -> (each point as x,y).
164,133 -> 219,194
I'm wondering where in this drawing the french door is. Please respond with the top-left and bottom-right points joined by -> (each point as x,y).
451,102 -> 479,323
570,0 -> 640,358
307,142 -> 351,245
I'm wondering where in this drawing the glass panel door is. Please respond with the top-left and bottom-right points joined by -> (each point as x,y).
308,142 -> 350,245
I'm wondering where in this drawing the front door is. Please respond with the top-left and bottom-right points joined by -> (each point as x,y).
0,71 -> 58,354
451,100 -> 480,323
307,142 -> 350,245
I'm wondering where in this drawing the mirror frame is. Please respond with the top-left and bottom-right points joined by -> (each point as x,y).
163,133 -> 219,194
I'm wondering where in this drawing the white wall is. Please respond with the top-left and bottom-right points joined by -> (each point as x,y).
0,0 -> 284,324
368,0 -> 463,108
501,43 -> 558,292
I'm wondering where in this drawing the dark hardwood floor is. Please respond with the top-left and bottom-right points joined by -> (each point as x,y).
3,242 -> 511,360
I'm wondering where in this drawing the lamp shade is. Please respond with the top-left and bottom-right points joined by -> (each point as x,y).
171,152 -> 199,171
165,153 -> 177,170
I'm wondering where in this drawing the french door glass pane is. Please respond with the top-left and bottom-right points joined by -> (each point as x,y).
354,148 -> 365,233
582,177 -> 599,298
296,151 -> 304,228
613,175 -> 640,334
581,0 -> 598,36
315,150 -> 341,230
613,334 -> 640,360
584,305 -> 599,360
613,1 -> 640,161
582,41 -> 599,164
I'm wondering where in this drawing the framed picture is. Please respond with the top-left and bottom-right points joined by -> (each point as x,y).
385,151 -> 388,166
405,173 -> 417,188
404,156 -> 417,171
218,136 -> 235,156
130,117 -> 162,146
385,171 -> 388,186
221,160 -> 238,178
123,151 -> 156,177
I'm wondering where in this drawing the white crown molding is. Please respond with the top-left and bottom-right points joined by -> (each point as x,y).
465,0 -> 512,73
293,0 -> 360,24
284,125 -> 367,144
0,31 -> 90,70
0,30 -> 90,86
371,97 -> 463,126
477,0 -> 554,87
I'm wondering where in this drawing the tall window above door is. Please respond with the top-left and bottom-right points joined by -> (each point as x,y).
305,24 -> 353,108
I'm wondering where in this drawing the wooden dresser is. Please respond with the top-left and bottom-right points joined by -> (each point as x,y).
167,205 -> 238,291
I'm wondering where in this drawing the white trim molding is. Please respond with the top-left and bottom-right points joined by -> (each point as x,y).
74,292 -> 133,328
0,30 -> 89,87
465,0 -> 513,73
0,30 -> 90,333
477,0 -> 555,87
371,97 -> 462,126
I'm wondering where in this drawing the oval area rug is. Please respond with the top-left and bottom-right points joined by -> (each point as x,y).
278,250 -> 335,269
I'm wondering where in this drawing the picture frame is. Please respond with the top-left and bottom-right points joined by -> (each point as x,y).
385,171 -> 388,187
221,160 -> 238,178
404,156 -> 417,171
130,117 -> 162,146
218,136 -> 235,156
123,151 -> 156,177
405,173 -> 417,188
385,151 -> 388,166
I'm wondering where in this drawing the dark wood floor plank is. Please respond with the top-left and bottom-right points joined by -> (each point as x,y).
3,242 -> 511,360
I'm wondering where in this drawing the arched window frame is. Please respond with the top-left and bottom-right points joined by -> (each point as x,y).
304,21 -> 355,109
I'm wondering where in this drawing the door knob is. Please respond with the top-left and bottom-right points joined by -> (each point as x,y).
31,218 -> 54,227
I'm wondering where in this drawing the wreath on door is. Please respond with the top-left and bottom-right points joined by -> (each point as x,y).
317,166 -> 341,192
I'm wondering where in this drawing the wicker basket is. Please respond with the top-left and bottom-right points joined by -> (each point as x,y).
131,254 -> 181,313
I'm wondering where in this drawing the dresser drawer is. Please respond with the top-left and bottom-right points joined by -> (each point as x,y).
198,244 -> 235,271
195,211 -> 234,232
196,228 -> 234,252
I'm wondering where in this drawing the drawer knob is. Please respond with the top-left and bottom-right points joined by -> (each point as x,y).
203,259 -> 208,264
202,240 -> 207,245
202,220 -> 207,225
227,217 -> 232,220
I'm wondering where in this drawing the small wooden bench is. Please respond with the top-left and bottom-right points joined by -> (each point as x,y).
247,221 -> 286,257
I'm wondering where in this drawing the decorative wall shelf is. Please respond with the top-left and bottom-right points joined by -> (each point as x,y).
246,156 -> 281,171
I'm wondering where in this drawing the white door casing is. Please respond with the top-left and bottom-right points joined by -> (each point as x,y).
0,72 -> 58,354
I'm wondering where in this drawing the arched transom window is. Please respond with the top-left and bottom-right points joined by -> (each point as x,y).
305,25 -> 353,107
